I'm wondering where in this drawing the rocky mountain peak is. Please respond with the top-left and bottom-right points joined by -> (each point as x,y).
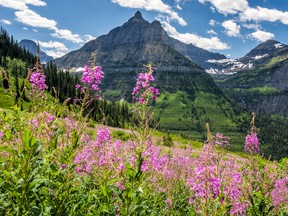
128,11 -> 145,23
243,39 -> 286,60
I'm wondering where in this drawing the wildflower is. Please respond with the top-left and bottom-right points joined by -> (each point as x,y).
97,128 -> 110,144
118,163 -> 125,171
76,65 -> 104,92
116,182 -> 126,190
244,132 -> 260,154
61,164 -> 68,169
210,132 -> 230,149
230,202 -> 248,215
31,118 -> 39,128
0,132 -> 4,138
141,161 -> 149,172
132,65 -> 160,104
271,177 -> 288,208
30,72 -> 46,91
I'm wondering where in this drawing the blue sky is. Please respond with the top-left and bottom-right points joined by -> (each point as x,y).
0,0 -> 288,59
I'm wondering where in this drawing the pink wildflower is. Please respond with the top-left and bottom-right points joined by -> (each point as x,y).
76,65 -> 104,92
244,132 -> 260,154
271,177 -> 288,208
116,182 -> 126,190
132,67 -> 160,104
30,72 -> 46,91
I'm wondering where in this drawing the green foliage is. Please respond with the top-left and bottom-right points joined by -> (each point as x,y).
112,130 -> 131,141
162,132 -> 174,147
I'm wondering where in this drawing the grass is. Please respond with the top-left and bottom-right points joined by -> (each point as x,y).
153,90 -> 247,151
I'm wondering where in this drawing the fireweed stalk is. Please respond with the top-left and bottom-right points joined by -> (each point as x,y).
75,64 -> 104,120
244,112 -> 260,155
131,64 -> 159,178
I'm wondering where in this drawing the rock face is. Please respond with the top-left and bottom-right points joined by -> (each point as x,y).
54,11 -> 225,99
18,39 -> 53,63
240,40 -> 288,64
216,41 -> 288,116
55,11 -> 225,71
169,37 -> 226,69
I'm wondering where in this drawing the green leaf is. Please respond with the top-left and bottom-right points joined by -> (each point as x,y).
0,147 -> 17,155
23,130 -> 31,149
22,130 -> 37,149
100,185 -> 108,197
4,131 -> 11,140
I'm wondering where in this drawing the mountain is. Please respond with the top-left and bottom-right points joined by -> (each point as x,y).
240,40 -> 288,64
215,40 -> 288,115
54,11 -> 246,141
169,37 -> 227,69
55,12 -> 226,71
19,39 -> 53,63
208,40 -> 288,75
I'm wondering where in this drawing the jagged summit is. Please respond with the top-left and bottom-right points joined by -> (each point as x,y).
128,11 -> 145,22
55,12 -> 226,70
134,11 -> 143,19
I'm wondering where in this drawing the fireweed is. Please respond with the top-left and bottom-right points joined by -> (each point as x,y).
1,61 -> 288,215
75,64 -> 104,120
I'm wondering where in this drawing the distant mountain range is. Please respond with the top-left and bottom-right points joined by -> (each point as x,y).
215,39 -> 288,115
208,39 -> 288,74
18,39 -> 53,63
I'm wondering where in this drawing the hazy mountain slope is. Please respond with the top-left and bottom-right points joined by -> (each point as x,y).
19,39 -> 53,63
216,46 -> 288,115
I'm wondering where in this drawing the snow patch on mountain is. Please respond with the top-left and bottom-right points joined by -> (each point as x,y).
254,54 -> 268,60
205,68 -> 218,74
274,43 -> 283,49
207,59 -> 236,64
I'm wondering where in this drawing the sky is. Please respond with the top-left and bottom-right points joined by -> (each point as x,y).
0,0 -> 288,59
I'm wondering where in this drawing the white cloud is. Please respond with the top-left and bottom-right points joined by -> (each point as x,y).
240,6 -> 288,25
175,4 -> 182,10
161,21 -> 229,50
38,40 -> 69,59
0,19 -> 11,25
38,40 -> 69,51
207,29 -> 217,35
15,9 -> 57,30
199,0 -> 249,14
250,30 -> 274,42
210,6 -> 215,13
242,23 -> 261,30
0,0 -> 28,10
15,9 -> 85,44
209,19 -> 217,26
23,0 -> 46,6
83,34 -> 96,42
33,29 -> 38,32
51,29 -> 83,44
111,0 -> 187,26
222,20 -> 241,37
44,50 -> 67,59
0,0 -> 46,10
23,27 -> 28,30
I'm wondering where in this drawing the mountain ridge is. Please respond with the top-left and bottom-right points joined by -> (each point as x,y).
54,11 -> 245,137
18,39 -> 53,63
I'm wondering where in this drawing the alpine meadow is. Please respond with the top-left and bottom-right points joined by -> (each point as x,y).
0,3 -> 288,216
